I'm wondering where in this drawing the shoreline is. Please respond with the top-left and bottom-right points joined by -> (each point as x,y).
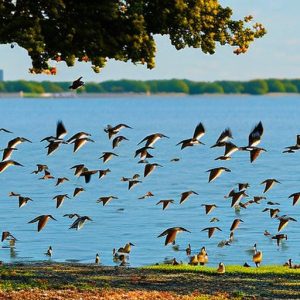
0,92 -> 299,99
1,262 -> 300,299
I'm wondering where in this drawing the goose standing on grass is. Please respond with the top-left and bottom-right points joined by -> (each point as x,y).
197,247 -> 208,265
252,243 -> 263,267
217,262 -> 226,274
45,246 -> 52,258
185,244 -> 191,256
95,253 -> 100,264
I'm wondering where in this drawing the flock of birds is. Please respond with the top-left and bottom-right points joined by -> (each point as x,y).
1,77 -> 300,273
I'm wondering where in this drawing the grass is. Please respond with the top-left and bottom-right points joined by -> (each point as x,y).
0,263 -> 300,299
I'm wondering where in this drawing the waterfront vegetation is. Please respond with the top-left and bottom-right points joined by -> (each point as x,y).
0,263 -> 300,299
0,79 -> 300,96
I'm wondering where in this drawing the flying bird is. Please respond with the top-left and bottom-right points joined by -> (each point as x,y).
0,160 -> 23,173
156,199 -> 174,210
55,177 -> 69,186
201,204 -> 217,215
66,132 -> 91,143
230,219 -> 243,231
69,216 -> 92,230
177,122 -> 205,149
53,194 -> 70,208
7,137 -> 31,148
0,128 -> 13,134
71,137 -> 94,153
104,124 -> 132,140
138,191 -> 154,199
1,147 -> 17,161
96,196 -> 118,206
39,170 -> 54,180
99,152 -> 118,163
138,133 -> 169,147
277,215 -> 297,232
211,128 -> 233,148
73,187 -> 85,197
179,190 -> 199,204
207,167 -> 231,182
260,178 -> 281,193
157,227 -> 191,246
69,77 -> 84,89
144,163 -> 162,177
288,192 -> 300,206
99,168 -> 111,179
202,227 -> 222,238
28,215 -> 57,232
272,234 -> 287,247
18,196 -> 33,208
112,136 -> 129,149
1,231 -> 17,242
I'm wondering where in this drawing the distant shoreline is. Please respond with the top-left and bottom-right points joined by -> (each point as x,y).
0,92 -> 299,99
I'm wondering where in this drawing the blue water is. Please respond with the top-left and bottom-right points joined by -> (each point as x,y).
0,94 -> 300,267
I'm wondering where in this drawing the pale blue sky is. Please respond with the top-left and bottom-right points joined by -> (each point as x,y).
0,1 -> 299,82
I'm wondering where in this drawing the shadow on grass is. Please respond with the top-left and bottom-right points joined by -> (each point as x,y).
1,263 -> 300,299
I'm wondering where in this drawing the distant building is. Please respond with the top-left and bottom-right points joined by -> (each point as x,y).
0,69 -> 3,81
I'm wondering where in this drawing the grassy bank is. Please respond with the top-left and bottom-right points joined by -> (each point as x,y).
0,263 -> 300,299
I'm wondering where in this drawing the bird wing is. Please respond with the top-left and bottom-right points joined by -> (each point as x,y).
56,120 -> 67,139
193,122 -> 205,140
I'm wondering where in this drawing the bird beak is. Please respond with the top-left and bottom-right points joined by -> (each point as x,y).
130,243 -> 135,246
16,162 -> 24,167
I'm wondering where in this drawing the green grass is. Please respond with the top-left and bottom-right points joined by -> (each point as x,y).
1,263 -> 300,299
143,264 -> 300,275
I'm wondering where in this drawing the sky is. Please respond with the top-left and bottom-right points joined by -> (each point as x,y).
0,1 -> 299,82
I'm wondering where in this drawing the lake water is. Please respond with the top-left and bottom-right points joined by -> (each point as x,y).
0,94 -> 300,267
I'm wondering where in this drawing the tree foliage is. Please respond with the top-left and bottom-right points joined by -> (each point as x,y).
0,1 -> 266,74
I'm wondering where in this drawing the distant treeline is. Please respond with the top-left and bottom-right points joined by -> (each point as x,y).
0,79 -> 300,95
